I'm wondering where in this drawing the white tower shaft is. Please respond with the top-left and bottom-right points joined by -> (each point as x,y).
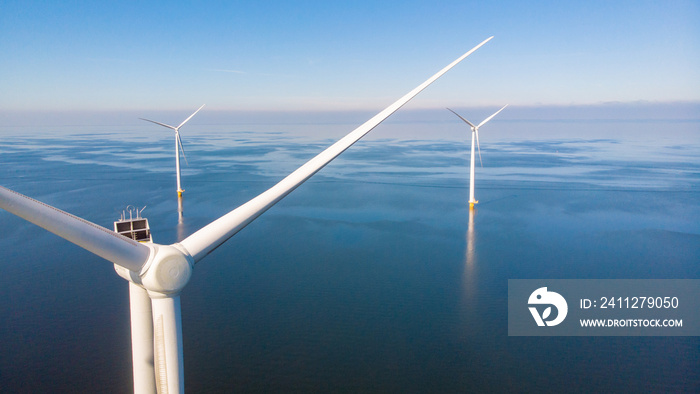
151,295 -> 184,394
175,132 -> 182,196
129,283 -> 157,394
469,129 -> 477,207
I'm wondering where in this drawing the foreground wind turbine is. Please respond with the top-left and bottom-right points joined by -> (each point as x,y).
140,104 -> 205,197
0,36 -> 492,394
447,104 -> 507,208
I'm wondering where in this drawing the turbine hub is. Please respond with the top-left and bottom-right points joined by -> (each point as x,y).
140,244 -> 193,295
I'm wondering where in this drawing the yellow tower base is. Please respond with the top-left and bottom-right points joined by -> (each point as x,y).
469,200 -> 478,209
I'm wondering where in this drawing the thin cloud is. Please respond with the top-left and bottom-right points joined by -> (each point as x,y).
86,57 -> 134,64
207,68 -> 294,78
207,68 -> 248,74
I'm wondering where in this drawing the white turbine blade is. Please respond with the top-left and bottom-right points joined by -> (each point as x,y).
129,283 -> 156,394
140,118 -> 177,131
476,104 -> 508,129
446,108 -> 477,129
0,185 -> 151,272
151,295 -> 184,394
475,129 -> 483,167
180,37 -> 493,262
177,133 -> 189,166
176,104 -> 205,130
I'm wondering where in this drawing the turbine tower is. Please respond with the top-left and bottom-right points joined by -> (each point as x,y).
447,105 -> 507,209
0,37 -> 493,394
140,104 -> 205,197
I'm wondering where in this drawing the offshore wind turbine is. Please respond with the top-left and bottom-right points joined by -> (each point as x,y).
447,105 -> 507,208
0,36 -> 492,394
140,104 -> 205,197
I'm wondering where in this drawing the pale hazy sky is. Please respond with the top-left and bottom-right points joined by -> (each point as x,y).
1,1 -> 698,112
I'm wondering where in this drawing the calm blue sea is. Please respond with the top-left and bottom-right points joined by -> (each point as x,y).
0,115 -> 698,392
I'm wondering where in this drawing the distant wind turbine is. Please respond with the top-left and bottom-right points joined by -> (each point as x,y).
140,104 -> 205,197
0,36 -> 493,394
447,105 -> 507,208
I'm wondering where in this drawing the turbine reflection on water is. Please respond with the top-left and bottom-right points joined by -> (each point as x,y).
177,196 -> 185,242
463,207 -> 477,302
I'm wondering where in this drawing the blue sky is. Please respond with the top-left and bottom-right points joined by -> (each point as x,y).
1,1 -> 698,113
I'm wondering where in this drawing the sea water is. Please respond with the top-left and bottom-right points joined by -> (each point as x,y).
0,115 -> 698,392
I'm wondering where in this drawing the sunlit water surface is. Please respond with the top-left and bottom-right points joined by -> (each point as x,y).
0,118 -> 698,393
